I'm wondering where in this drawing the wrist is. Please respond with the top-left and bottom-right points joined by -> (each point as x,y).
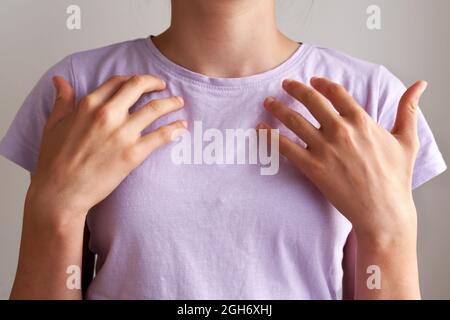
355,219 -> 417,255
24,186 -> 87,238
356,231 -> 417,253
354,197 -> 418,248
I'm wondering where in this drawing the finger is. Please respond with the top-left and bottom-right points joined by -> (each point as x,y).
104,75 -> 166,112
282,79 -> 339,127
48,76 -> 76,127
392,81 -> 428,148
257,123 -> 313,171
137,120 -> 188,155
263,96 -> 321,147
128,96 -> 185,131
81,76 -> 132,108
309,77 -> 362,118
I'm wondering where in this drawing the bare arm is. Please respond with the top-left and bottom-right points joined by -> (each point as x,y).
10,176 -> 93,299
342,228 -> 419,300
10,203 -> 86,299
354,230 -> 420,299
10,75 -> 187,299
342,229 -> 356,300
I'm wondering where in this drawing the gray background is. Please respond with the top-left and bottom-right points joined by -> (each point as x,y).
0,0 -> 448,299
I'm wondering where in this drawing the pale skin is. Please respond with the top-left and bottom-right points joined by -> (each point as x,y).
11,0 -> 423,299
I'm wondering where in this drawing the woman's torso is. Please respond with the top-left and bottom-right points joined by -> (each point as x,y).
68,38 -> 386,299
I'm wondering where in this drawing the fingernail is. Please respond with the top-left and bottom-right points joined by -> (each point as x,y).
264,97 -> 275,107
282,79 -> 294,87
420,81 -> 428,93
177,96 -> 184,104
257,123 -> 268,130
181,121 -> 188,128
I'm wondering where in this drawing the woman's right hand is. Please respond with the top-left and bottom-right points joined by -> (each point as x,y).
26,75 -> 187,231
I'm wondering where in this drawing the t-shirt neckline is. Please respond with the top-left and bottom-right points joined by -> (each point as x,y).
140,36 -> 312,91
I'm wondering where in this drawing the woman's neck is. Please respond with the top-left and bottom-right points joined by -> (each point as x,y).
152,0 -> 300,78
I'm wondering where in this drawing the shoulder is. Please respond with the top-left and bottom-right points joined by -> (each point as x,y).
46,38 -> 148,76
304,44 -> 407,114
46,38 -> 152,97
304,43 -> 394,84
69,38 -> 148,67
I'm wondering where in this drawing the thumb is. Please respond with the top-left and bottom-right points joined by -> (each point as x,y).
47,76 -> 75,128
391,80 -> 428,149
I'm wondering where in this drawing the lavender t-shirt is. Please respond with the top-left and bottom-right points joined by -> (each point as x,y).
0,38 -> 447,300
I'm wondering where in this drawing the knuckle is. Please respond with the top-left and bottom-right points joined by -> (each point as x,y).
302,88 -> 317,102
94,107 -> 115,127
351,110 -> 370,128
333,122 -> 352,142
79,95 -> 95,109
160,126 -> 174,141
170,96 -> 182,106
326,83 -> 344,97
286,114 -> 299,128
326,115 -> 341,131
406,101 -> 417,114
160,123 -> 184,142
60,89 -> 75,103
121,147 -> 141,164
149,100 -> 165,114
129,75 -> 145,87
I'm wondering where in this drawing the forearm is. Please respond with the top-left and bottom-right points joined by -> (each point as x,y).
10,202 -> 86,300
354,217 -> 421,300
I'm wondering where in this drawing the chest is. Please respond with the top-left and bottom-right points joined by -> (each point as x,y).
86,85 -> 352,257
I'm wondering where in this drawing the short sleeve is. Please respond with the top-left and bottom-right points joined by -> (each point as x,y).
376,65 -> 447,189
0,55 -> 76,173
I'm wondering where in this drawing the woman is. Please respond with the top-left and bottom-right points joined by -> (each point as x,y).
0,0 -> 446,300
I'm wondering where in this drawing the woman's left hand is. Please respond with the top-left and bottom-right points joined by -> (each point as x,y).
261,77 -> 427,299
260,77 -> 427,244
